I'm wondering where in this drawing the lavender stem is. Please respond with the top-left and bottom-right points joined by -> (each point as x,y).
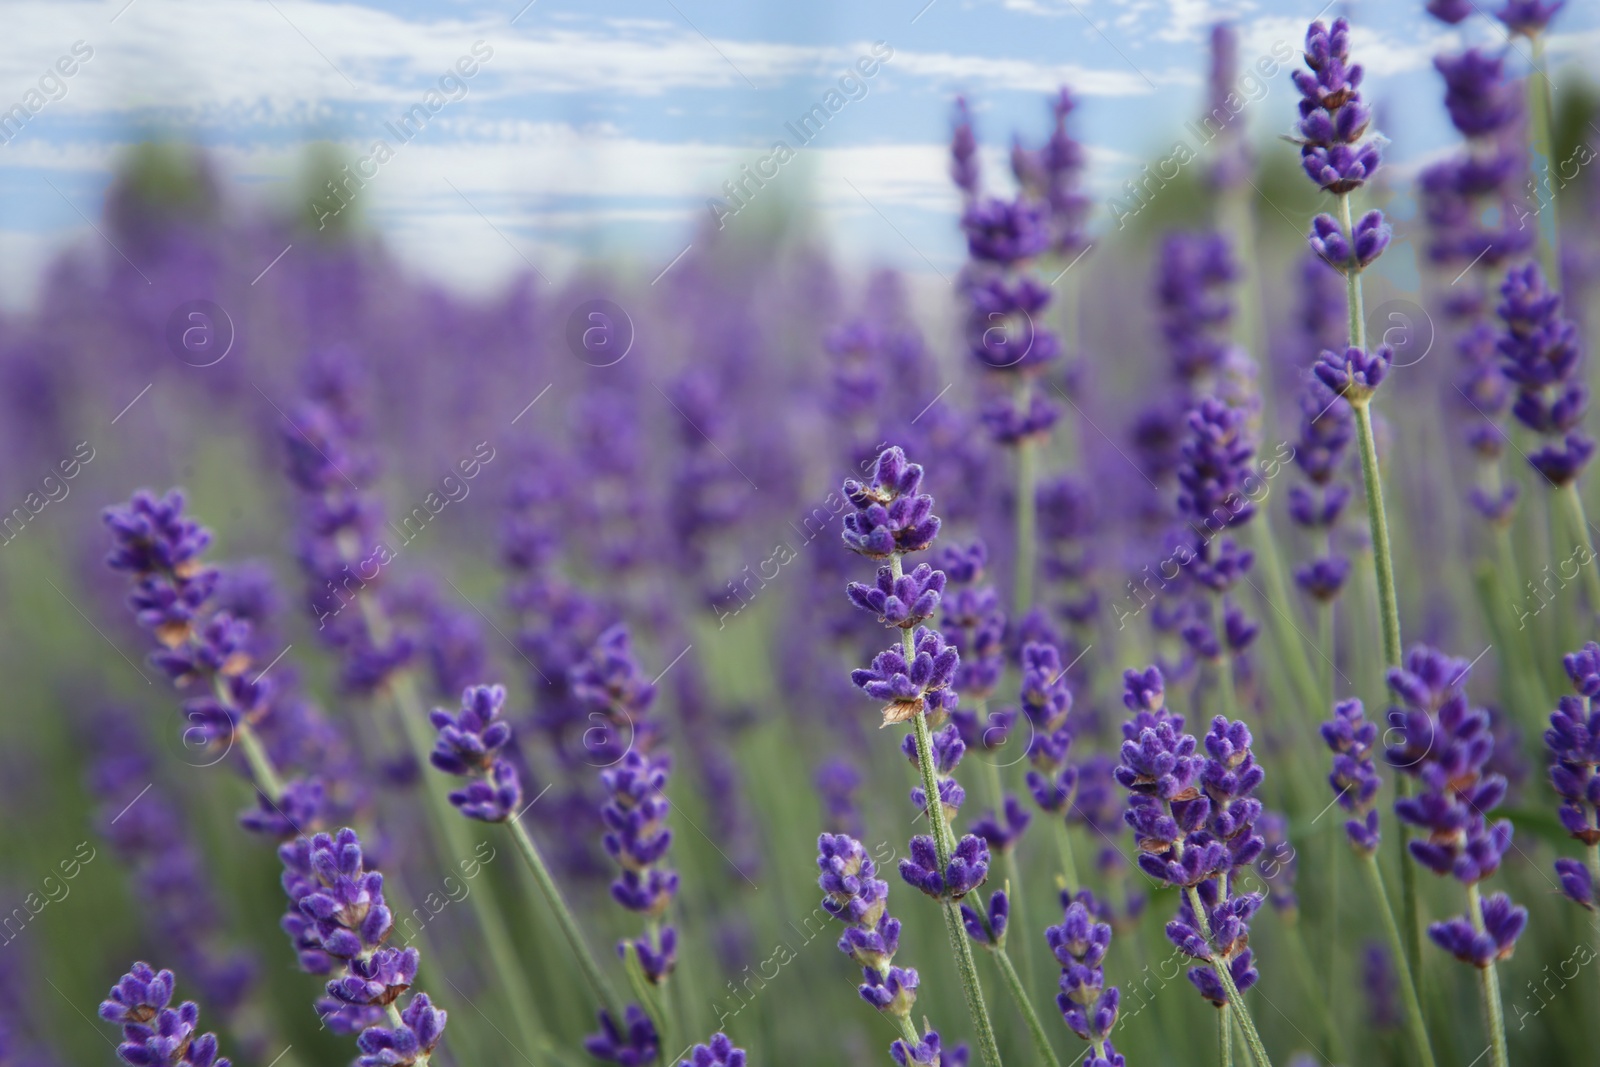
1560,484 -> 1600,617
1527,33 -> 1562,285
1360,854 -> 1437,1067
1466,882 -> 1510,1067
506,813 -> 627,1020
940,901 -> 1005,1067
1184,885 -> 1273,1067
1219,1002 -> 1234,1067
990,944 -> 1063,1067
1014,429 -> 1038,616
1052,820 -> 1078,892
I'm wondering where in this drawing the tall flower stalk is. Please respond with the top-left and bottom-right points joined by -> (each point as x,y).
1113,667 -> 1273,1067
843,446 -> 1004,1067
1545,644 -> 1600,963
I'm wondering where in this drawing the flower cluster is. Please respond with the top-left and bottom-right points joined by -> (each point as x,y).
280,349 -> 416,693
1385,646 -> 1514,884
1383,646 -> 1528,968
278,828 -> 446,1060
1017,642 -> 1077,816
1045,896 -> 1125,1066
599,751 -> 679,981
1295,19 -> 1392,274
103,489 -> 324,837
1496,263 -> 1593,486
1114,667 -> 1265,1004
1157,232 -> 1240,388
902,723 -> 969,822
890,1028 -> 969,1067
1320,698 -> 1383,853
1314,344 -> 1392,405
571,623 -> 661,763
99,963 -> 230,1067
1174,399 -> 1259,659
938,541 -> 1008,705
429,683 -> 523,822
842,446 -> 942,560
953,95 -> 1071,444
1547,643 -> 1600,908
584,1006 -> 659,1067
817,833 -> 918,1018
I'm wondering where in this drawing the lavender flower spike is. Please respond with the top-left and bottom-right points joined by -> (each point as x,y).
817,832 -> 918,1019
100,962 -> 231,1067
429,683 -> 523,822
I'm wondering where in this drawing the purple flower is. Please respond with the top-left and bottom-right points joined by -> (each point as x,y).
1427,0 -> 1474,22
817,833 -> 919,1015
677,1033 -> 747,1067
971,797 -> 1031,853
1294,19 -> 1379,192
280,828 -> 392,963
1321,698 -> 1384,853
960,889 -> 1009,946
1363,941 -> 1399,1028
584,1006 -> 659,1067
100,964 -> 231,1067
890,1028 -> 959,1067
961,197 -> 1049,266
848,562 -> 947,628
1496,0 -> 1564,35
1427,892 -> 1527,967
842,447 -> 941,559
1555,857 -> 1594,908
1295,555 -> 1352,601
429,684 -> 513,775
1314,345 -> 1392,403
355,993 -> 445,1067
1497,264 -> 1592,485
571,624 -> 660,762
898,834 -> 990,901
1435,50 -> 1521,138
852,626 -> 960,728
328,948 -> 418,1007
600,752 -> 678,921
1046,897 -> 1120,1046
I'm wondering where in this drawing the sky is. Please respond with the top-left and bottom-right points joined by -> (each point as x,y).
0,0 -> 1596,306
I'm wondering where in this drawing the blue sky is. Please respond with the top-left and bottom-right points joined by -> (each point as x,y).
0,0 -> 1596,304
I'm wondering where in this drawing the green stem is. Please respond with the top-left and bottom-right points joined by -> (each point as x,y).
233,720 -> 287,801
980,747 -> 1034,983
1216,643 -> 1242,722
1361,854 -> 1437,1067
1350,399 -> 1400,667
1185,887 -> 1273,1067
1015,433 -> 1038,616
1588,845 -> 1600,967
1246,514 -> 1322,716
992,946 -> 1063,1067
894,556 -> 1003,1066
943,902 -> 1005,1067
1283,921 -> 1342,1062
1220,1002 -> 1234,1067
1527,33 -> 1562,286
506,815 -> 625,1020
1561,483 -> 1600,617
1340,194 -> 1366,349
1053,820 -> 1079,893
1467,883 -> 1510,1067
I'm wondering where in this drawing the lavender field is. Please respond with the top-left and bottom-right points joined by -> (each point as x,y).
5,4 -> 1600,1067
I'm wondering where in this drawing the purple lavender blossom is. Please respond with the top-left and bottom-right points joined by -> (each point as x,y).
1385,646 -> 1519,917
960,890 -> 1010,946
817,833 -> 918,1017
1314,345 -> 1392,403
951,98 -> 979,199
1294,18 -> 1380,194
584,1006 -> 659,1067
842,447 -> 941,560
1496,0 -> 1564,35
899,833 -> 991,901
1497,264 -> 1593,486
1046,895 -> 1122,1056
571,624 -> 661,763
429,683 -> 523,822
1428,893 -> 1528,967
1321,698 -> 1383,853
1546,643 -> 1600,906
677,1033 -> 747,1067
100,963 -> 230,1067
890,1029 -> 968,1067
